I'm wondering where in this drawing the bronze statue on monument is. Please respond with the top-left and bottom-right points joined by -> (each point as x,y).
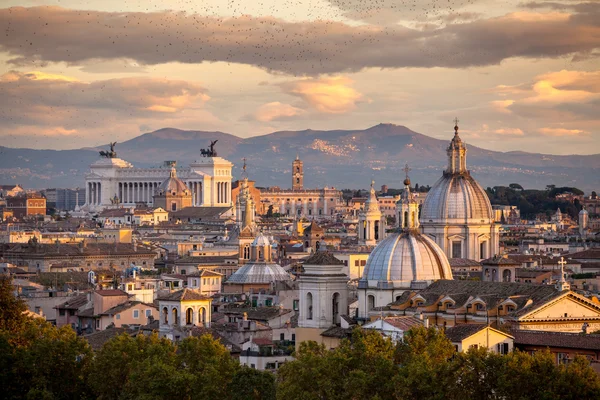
99,142 -> 117,158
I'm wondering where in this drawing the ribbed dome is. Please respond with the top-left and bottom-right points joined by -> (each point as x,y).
226,261 -> 290,284
252,235 -> 272,247
421,174 -> 492,223
158,167 -> 189,195
361,231 -> 452,289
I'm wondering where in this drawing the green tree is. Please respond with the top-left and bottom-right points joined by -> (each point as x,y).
230,367 -> 276,400
394,326 -> 456,400
555,355 -> 600,400
0,277 -> 29,341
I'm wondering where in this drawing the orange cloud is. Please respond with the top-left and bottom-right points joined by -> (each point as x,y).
494,128 -> 524,136
281,77 -> 363,114
537,127 -> 589,136
254,102 -> 303,122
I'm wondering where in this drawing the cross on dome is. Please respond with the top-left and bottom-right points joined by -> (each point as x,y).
454,117 -> 460,134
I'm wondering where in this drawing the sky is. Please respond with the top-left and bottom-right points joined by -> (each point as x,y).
0,0 -> 599,154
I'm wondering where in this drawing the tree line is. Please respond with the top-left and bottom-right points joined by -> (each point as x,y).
2,277 -> 600,399
486,185 -> 585,220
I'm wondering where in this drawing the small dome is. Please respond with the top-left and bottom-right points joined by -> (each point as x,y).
361,231 -> 452,289
252,235 -> 271,247
421,174 -> 492,223
158,167 -> 189,195
226,261 -> 290,284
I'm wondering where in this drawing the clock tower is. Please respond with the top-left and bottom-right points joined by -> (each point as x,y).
292,156 -> 304,190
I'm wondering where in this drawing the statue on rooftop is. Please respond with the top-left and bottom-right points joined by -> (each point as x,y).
200,140 -> 218,157
99,142 -> 117,158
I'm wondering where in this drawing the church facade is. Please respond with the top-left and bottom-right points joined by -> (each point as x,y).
83,143 -> 233,212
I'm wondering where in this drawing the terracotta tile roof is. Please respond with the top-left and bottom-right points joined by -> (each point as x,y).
169,207 -> 230,219
482,255 -> 521,266
303,251 -> 344,265
252,338 -> 273,346
321,326 -> 352,338
100,301 -> 156,316
512,330 -> 600,351
381,316 -> 423,331
55,293 -> 89,310
84,327 -> 128,351
189,327 -> 242,353
95,289 -> 128,297
449,258 -> 482,268
444,324 -> 488,342
157,288 -> 212,301
566,249 -> 600,260
222,307 -> 292,321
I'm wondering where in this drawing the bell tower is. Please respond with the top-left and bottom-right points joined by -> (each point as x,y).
292,155 -> 303,190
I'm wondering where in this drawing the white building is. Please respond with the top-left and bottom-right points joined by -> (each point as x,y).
83,147 -> 233,212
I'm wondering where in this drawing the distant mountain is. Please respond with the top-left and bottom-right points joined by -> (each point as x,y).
1,124 -> 599,192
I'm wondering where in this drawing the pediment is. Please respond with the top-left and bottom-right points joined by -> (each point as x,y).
520,293 -> 600,321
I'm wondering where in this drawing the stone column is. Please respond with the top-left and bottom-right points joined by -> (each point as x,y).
97,182 -> 101,205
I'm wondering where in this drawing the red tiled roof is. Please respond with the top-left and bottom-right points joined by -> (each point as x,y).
95,289 -> 128,297
513,330 -> 600,351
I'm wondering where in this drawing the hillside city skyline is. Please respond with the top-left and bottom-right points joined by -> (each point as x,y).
1,1 -> 600,398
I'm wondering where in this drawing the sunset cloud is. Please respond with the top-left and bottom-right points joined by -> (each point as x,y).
537,127 -> 589,136
494,128 -> 524,136
0,6 -> 599,75
254,102 -> 304,122
281,77 -> 363,113
0,70 -> 215,147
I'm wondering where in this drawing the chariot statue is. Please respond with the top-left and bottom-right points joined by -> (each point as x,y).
99,142 -> 117,158
200,140 -> 218,157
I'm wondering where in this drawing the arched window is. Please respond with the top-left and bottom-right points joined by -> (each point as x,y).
186,308 -> 193,325
404,211 -> 408,228
332,292 -> 340,324
503,269 -> 512,282
492,269 -> 498,282
306,292 -> 313,320
162,307 -> 169,324
368,295 -> 375,312
199,307 -> 206,324
172,308 -> 178,325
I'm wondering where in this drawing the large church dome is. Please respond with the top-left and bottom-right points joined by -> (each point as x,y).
421,174 -> 492,223
421,123 -> 492,224
360,230 -> 452,289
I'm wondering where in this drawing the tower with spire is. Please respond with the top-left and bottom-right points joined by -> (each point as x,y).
358,180 -> 386,246
235,158 -> 257,263
396,164 -> 419,230
292,155 -> 304,190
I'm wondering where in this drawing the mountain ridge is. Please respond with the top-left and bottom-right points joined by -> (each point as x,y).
1,124 -> 598,191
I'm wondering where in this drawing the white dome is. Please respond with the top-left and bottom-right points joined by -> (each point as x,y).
421,173 -> 492,223
252,235 -> 271,247
226,261 -> 290,284
360,231 -> 452,289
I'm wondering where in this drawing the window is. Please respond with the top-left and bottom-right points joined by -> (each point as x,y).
306,292 -> 313,320
133,310 -> 139,319
280,333 -> 285,341
171,202 -> 177,211
145,309 -> 152,318
116,314 -> 121,320
59,309 -> 66,316
452,241 -> 462,258
355,260 -> 359,267
497,343 -> 510,355
291,334 -> 296,342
